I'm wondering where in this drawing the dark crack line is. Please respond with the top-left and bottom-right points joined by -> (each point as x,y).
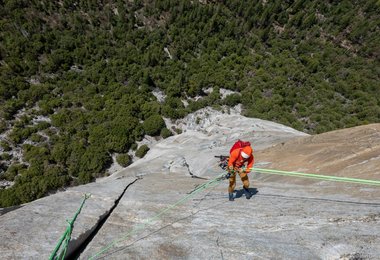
65,178 -> 139,260
191,175 -> 209,180
183,158 -> 209,180
216,236 -> 224,260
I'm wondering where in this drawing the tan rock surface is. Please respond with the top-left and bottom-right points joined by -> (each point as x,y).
255,123 -> 380,199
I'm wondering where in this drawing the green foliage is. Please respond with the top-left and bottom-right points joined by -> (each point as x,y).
223,94 -> 242,107
160,128 -> 173,139
8,127 -> 38,144
1,0 -> 379,206
131,143 -> 138,150
142,114 -> 166,136
173,127 -> 183,135
0,141 -> 12,152
0,120 -> 7,133
135,144 -> 150,158
0,153 -> 12,161
116,153 -> 132,167
3,164 -> 26,181
30,133 -> 45,143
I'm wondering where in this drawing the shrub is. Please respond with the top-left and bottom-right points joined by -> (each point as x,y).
0,188 -> 21,207
135,144 -> 150,158
172,127 -> 182,134
35,121 -> 51,131
131,143 -> 138,150
30,133 -> 45,143
223,93 -> 242,106
0,153 -> 12,161
143,114 -> 166,136
116,153 -> 132,167
3,164 -> 27,182
0,141 -> 11,152
0,120 -> 6,133
160,128 -> 172,139
78,172 -> 93,184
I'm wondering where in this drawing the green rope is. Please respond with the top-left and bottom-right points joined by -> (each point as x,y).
252,167 -> 380,186
88,173 -> 225,260
88,166 -> 379,259
49,193 -> 91,260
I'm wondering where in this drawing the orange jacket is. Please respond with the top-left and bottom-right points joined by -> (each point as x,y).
228,148 -> 254,173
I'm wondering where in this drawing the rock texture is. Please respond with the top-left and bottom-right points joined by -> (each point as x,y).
1,108 -> 379,260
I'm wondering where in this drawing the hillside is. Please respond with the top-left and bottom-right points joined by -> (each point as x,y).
1,1 -> 380,207
0,113 -> 379,259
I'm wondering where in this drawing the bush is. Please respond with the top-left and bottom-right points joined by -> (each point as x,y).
30,133 -> 45,143
135,144 -> 150,158
223,93 -> 242,106
143,114 -> 166,136
172,127 -> 182,134
78,171 -> 93,184
160,128 -> 172,139
116,153 -> 132,167
0,153 -> 12,161
0,120 -> 6,133
0,141 -> 12,152
35,121 -> 51,131
131,143 -> 138,150
3,164 -> 27,182
0,188 -> 21,207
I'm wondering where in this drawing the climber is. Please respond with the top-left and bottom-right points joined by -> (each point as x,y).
226,140 -> 254,201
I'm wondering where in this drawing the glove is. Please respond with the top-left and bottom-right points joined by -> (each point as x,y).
225,173 -> 231,179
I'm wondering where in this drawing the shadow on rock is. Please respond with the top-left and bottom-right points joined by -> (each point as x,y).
234,187 -> 258,200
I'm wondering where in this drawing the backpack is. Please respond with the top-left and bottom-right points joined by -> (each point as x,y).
230,139 -> 251,154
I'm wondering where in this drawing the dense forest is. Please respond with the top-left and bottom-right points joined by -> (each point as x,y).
0,0 -> 379,207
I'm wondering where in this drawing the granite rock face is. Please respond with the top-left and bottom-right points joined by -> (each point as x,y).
1,109 -> 379,260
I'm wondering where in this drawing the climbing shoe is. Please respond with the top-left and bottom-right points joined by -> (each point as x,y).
243,187 -> 252,199
228,193 -> 234,201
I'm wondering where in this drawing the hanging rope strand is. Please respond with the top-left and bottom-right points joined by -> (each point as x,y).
49,193 -> 91,260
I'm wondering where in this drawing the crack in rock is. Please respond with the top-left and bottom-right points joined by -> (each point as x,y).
65,178 -> 139,259
216,236 -> 224,260
163,157 -> 208,180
